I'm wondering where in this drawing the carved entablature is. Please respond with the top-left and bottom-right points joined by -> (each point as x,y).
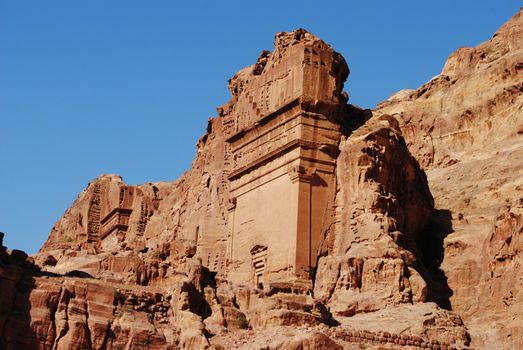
100,208 -> 132,240
250,245 -> 268,289
288,165 -> 316,183
219,30 -> 348,144
250,244 -> 268,255
231,121 -> 299,171
227,197 -> 237,211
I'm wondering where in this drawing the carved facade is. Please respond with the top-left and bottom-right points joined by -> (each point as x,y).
220,30 -> 348,287
83,182 -> 137,250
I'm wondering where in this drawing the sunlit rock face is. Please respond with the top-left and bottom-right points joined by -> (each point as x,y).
314,113 -> 436,317
375,8 -> 523,349
1,8 -> 522,350
220,29 -> 349,287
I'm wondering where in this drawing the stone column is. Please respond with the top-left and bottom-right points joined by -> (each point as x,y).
289,165 -> 315,279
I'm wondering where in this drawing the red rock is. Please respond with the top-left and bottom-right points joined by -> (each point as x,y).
376,8 -> 523,350
0,7 -> 521,350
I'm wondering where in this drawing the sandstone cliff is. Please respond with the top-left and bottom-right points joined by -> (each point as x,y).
375,8 -> 523,349
1,8 -> 522,350
38,114 -> 229,286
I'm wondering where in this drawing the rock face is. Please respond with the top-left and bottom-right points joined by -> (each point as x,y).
39,115 -> 230,285
375,8 -> 523,349
1,233 -> 227,349
314,113 -> 435,316
1,8 -> 522,350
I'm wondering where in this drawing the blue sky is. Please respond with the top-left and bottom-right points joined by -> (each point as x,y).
1,1 -> 520,253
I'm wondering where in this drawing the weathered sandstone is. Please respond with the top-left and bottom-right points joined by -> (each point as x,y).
2,8 -> 522,350
314,113 -> 435,316
375,8 -> 523,349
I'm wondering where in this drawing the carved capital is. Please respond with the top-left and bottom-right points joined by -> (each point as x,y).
288,164 -> 316,183
227,197 -> 237,211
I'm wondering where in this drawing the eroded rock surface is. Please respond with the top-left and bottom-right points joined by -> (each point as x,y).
375,8 -> 523,349
1,8 -> 522,350
314,114 -> 435,317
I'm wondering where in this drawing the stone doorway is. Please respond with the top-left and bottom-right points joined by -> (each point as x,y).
250,245 -> 268,289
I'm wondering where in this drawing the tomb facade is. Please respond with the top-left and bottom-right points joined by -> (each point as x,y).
220,29 -> 349,287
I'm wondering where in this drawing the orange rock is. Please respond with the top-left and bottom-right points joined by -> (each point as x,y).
1,8 -> 522,349
376,8 -> 523,349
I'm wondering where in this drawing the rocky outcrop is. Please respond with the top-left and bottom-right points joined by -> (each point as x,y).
2,8 -> 522,350
0,233 -> 39,349
39,113 -> 229,285
314,114 -> 434,316
211,326 -> 342,350
0,237 -> 223,349
375,8 -> 523,349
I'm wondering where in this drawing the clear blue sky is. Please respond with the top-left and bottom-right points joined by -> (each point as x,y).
1,1 -> 520,254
